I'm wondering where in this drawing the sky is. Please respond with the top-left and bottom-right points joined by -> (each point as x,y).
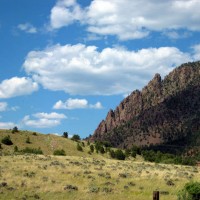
0,0 -> 200,138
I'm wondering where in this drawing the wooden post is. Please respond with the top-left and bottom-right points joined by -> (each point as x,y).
153,191 -> 159,200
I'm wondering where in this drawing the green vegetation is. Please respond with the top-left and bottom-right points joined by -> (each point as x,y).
12,126 -> 19,133
53,149 -> 66,156
109,149 -> 126,160
1,135 -> 13,145
14,146 -> 18,152
178,182 -> 200,200
142,150 -> 197,166
21,147 -> 43,154
90,144 -> 94,153
71,134 -> 81,141
26,136 -> 31,144
77,143 -> 83,151
62,132 -> 68,138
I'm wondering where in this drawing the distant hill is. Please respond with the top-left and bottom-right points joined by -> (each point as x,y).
0,129 -> 100,157
91,61 -> 200,153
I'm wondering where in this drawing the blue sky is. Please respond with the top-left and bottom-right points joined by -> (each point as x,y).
0,0 -> 200,138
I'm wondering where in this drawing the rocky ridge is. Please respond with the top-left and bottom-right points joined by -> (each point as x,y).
91,61 -> 200,149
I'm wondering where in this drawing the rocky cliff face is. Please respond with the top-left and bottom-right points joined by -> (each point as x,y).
91,61 -> 200,148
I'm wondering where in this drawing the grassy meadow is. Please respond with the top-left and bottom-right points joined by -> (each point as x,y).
0,129 -> 200,200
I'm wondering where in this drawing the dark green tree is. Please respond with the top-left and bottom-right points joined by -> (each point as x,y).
71,134 -> 81,141
63,132 -> 68,138
12,126 -> 19,133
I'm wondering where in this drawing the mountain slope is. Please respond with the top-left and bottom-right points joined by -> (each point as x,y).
91,61 -> 200,149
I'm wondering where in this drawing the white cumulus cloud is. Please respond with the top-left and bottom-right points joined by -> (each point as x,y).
50,0 -> 84,29
33,112 -> 67,119
23,43 -> 191,95
53,98 -> 103,109
22,112 -> 67,128
49,0 -> 200,40
0,77 -> 39,99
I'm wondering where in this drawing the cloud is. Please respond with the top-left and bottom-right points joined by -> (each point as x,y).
163,31 -> 191,40
49,0 -> 200,40
17,23 -> 37,33
23,43 -> 192,95
0,77 -> 39,99
22,112 -> 67,128
0,102 -> 8,111
0,122 -> 16,129
50,0 -> 84,29
192,44 -> 200,60
53,98 -> 103,109
33,112 -> 67,119
0,102 -> 19,112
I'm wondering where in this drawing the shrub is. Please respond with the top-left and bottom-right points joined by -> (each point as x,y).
1,135 -> 13,145
110,150 -> 116,158
12,126 -> 19,133
81,142 -> 85,147
26,137 -> 31,144
77,143 -> 83,151
178,182 -> 200,200
99,146 -> 105,154
32,132 -> 37,136
64,185 -> 78,191
185,182 -> 200,199
131,150 -> 137,158
53,149 -> 66,156
90,144 -> 94,153
115,149 -> 126,160
0,143 -> 2,149
14,146 -> 18,152
125,149 -> 131,157
21,147 -> 43,154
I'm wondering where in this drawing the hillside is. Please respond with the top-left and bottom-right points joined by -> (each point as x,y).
0,129 -> 101,158
91,61 -> 200,151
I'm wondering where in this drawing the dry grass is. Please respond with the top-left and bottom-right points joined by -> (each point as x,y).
1,129 -> 200,199
0,154 -> 199,200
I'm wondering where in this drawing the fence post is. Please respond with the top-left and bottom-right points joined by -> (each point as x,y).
153,191 -> 159,200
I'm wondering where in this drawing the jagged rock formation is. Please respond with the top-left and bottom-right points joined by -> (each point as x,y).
91,61 -> 200,148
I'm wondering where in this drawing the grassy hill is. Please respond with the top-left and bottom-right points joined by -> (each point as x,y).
0,129 -> 102,158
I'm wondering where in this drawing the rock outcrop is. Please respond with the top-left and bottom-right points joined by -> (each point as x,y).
91,61 -> 200,148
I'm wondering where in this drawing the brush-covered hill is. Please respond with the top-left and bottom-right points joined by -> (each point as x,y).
91,61 -> 200,152
0,129 -> 99,157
